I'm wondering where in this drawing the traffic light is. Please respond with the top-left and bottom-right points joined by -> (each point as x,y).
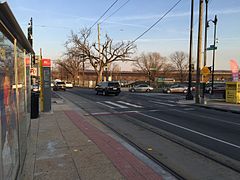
28,18 -> 33,46
191,64 -> 194,72
32,54 -> 35,65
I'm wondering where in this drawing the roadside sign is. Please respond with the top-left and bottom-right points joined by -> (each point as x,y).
42,59 -> 51,67
207,45 -> 217,51
201,66 -> 210,75
202,75 -> 209,83
30,67 -> 37,76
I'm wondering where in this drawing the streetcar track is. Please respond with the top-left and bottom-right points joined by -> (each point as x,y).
62,91 -> 240,178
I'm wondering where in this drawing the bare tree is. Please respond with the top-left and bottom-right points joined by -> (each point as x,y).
133,52 -> 168,83
170,51 -> 188,83
65,29 -> 136,83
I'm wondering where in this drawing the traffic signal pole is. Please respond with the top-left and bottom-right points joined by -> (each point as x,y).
186,0 -> 194,100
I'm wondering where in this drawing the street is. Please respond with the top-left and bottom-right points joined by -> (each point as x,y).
57,88 -> 240,179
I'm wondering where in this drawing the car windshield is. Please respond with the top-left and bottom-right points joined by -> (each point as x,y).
108,82 -> 119,87
56,82 -> 65,84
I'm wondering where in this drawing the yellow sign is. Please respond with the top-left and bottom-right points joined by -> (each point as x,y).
202,75 -> 209,83
201,66 -> 210,75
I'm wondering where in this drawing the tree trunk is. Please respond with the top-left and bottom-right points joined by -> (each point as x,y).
97,68 -> 104,83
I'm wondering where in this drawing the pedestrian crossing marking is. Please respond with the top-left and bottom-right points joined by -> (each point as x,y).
117,101 -> 142,108
150,100 -> 176,107
96,101 -> 143,109
96,102 -> 115,109
104,101 -> 128,108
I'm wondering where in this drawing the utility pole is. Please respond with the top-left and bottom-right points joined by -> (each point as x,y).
202,0 -> 208,101
186,0 -> 194,100
98,23 -> 102,81
195,0 -> 204,104
211,15 -> 218,94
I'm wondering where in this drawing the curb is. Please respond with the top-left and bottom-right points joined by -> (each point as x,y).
193,104 -> 240,114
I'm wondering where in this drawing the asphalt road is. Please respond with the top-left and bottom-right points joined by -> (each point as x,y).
58,87 -> 240,179
66,88 -> 240,161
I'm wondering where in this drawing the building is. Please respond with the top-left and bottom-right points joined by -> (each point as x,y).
0,2 -> 34,179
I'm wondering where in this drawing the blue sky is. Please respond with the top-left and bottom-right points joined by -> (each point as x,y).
5,0 -> 240,70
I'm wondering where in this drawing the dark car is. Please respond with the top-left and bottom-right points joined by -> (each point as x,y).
163,84 -> 188,94
95,81 -> 121,96
53,82 -> 66,91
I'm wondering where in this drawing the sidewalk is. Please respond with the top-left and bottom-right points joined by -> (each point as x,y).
20,95 -> 170,180
179,98 -> 240,114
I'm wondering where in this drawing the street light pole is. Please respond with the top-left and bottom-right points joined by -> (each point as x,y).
211,15 -> 218,94
186,0 -> 194,100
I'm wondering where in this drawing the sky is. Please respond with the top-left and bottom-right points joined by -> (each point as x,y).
4,0 -> 240,70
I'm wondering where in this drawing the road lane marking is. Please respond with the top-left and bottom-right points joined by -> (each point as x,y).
96,102 -> 115,109
136,112 -> 240,149
90,110 -> 139,116
117,101 -> 142,108
104,101 -> 128,108
173,109 -> 240,127
150,101 -> 176,107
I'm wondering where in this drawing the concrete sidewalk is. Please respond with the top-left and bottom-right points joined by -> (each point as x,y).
178,98 -> 240,114
20,95 -> 169,180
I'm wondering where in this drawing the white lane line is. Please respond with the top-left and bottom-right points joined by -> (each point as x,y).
150,101 -> 175,107
96,102 -> 115,109
104,101 -> 128,108
137,112 -> 240,149
173,109 -> 240,127
117,101 -> 142,108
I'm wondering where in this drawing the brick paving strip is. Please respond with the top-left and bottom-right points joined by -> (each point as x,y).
65,110 -> 163,180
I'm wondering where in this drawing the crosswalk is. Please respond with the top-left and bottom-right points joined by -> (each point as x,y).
96,101 -> 142,109
96,100 -> 187,109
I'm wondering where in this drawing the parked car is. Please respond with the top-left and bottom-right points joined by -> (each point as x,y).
163,84 -> 188,94
53,81 -> 66,91
129,84 -> 153,92
65,82 -> 73,88
205,83 -> 225,94
95,81 -> 121,96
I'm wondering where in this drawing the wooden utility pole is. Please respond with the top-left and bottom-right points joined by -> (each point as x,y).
97,23 -> 102,82
195,0 -> 204,104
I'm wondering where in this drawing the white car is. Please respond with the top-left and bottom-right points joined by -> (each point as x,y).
65,82 -> 73,88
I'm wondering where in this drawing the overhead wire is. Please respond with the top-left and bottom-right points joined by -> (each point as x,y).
132,0 -> 183,43
89,0 -> 119,30
100,0 -> 131,24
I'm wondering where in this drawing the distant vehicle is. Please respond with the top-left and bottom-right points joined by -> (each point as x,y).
53,81 -> 66,91
95,81 -> 121,96
129,84 -> 153,92
205,83 -> 225,94
65,82 -> 73,88
163,84 -> 188,94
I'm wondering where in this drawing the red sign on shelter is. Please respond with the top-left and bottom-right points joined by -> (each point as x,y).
25,57 -> 30,66
42,59 -> 51,67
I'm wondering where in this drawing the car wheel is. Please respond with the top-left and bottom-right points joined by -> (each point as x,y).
167,90 -> 171,94
183,90 -> 187,94
131,89 -> 135,92
115,93 -> 119,96
146,89 -> 150,92
102,90 -> 107,96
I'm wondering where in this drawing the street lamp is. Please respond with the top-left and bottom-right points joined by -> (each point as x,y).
186,0 -> 194,100
208,15 -> 218,94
